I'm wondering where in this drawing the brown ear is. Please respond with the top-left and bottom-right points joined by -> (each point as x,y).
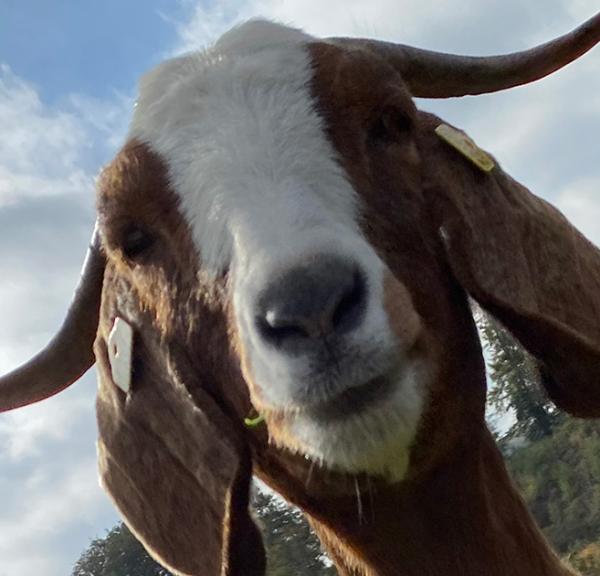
95,337 -> 265,576
423,114 -> 600,417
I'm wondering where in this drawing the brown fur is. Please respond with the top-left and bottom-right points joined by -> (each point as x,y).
96,142 -> 265,575
89,38 -> 600,575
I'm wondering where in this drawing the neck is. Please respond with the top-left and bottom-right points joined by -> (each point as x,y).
304,427 -> 574,576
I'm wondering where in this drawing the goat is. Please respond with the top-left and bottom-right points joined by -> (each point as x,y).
2,13 -> 600,576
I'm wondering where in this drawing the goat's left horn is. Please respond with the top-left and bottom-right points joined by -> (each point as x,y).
0,225 -> 105,413
331,11 -> 600,98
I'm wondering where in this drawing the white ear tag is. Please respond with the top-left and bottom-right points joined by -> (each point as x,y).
108,317 -> 134,393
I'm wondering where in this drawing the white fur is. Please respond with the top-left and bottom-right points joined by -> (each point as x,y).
128,20 -> 426,480
288,360 -> 427,482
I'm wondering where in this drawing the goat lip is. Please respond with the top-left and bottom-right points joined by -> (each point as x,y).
305,372 -> 396,421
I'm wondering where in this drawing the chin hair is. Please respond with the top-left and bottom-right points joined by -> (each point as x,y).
279,362 -> 426,482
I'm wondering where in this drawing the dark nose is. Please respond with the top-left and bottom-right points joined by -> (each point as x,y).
256,255 -> 367,348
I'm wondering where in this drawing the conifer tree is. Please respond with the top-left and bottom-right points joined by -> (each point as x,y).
477,310 -> 564,441
72,489 -> 335,575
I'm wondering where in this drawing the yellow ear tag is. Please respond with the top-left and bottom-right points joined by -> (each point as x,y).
435,124 -> 495,172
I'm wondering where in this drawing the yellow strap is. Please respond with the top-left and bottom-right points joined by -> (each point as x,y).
244,413 -> 265,428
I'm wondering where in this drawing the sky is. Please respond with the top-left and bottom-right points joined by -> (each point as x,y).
0,1 -> 599,574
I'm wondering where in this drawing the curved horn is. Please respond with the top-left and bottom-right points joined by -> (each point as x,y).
0,225 -> 105,413
332,11 -> 600,98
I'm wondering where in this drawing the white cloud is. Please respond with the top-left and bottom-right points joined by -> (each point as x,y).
0,376 -> 118,576
0,446 -> 116,576
0,64 -> 133,207
557,177 -> 600,246
566,0 -> 600,21
68,91 -> 133,151
0,65 -> 126,575
0,65 -> 90,207
0,381 -> 91,461
173,0 -> 598,53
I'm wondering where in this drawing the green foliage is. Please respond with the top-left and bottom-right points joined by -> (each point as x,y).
72,523 -> 171,576
253,490 -> 336,576
72,489 -> 335,576
478,312 -> 564,441
569,543 -> 600,575
478,309 -> 600,574
506,418 -> 600,555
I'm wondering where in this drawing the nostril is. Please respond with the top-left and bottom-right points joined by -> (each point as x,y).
331,269 -> 367,333
256,315 -> 308,346
254,256 -> 369,349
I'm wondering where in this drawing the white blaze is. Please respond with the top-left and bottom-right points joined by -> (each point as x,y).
129,20 -> 357,275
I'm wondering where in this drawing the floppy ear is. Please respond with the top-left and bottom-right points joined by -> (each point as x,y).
94,334 -> 265,576
422,114 -> 600,417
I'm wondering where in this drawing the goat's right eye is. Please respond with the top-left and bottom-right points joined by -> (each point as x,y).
121,226 -> 155,261
368,106 -> 413,145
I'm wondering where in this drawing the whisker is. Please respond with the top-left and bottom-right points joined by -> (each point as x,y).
366,476 -> 376,524
305,459 -> 317,489
354,477 -> 365,526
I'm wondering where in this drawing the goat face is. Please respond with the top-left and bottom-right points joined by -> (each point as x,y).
3,15 -> 600,576
97,23 -> 436,484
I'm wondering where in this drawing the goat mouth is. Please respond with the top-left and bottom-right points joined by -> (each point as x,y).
306,373 -> 396,421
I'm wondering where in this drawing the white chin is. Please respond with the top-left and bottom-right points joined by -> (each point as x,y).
283,362 -> 425,483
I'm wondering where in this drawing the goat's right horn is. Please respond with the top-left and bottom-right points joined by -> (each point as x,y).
332,11 -> 600,98
0,225 -> 105,413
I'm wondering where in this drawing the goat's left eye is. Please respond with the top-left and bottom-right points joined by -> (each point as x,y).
122,226 -> 155,261
368,108 -> 413,144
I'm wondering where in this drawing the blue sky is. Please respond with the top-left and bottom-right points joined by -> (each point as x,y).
0,1 -> 599,574
1,0 -> 184,103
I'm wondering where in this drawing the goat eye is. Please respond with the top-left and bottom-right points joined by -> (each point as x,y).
121,226 -> 154,261
368,108 -> 413,144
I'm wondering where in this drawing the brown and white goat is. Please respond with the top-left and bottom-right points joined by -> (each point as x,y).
2,14 -> 600,576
